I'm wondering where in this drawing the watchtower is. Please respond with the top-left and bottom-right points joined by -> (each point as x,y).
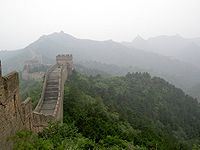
56,54 -> 74,74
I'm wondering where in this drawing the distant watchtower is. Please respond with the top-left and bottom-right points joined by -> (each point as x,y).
56,54 -> 74,74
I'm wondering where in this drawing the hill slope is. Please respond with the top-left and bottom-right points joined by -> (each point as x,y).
65,71 -> 200,149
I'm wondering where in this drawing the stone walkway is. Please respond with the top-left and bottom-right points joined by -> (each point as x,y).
39,67 -> 61,115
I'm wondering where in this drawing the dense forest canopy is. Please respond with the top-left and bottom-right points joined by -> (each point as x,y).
13,71 -> 200,150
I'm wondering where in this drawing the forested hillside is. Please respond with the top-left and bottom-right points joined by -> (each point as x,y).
13,71 -> 200,150
19,77 -> 42,108
188,84 -> 200,102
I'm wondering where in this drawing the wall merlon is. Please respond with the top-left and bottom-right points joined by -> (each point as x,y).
56,54 -> 73,67
3,72 -> 19,88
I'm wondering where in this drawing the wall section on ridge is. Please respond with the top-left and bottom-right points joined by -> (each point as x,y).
0,54 -> 73,149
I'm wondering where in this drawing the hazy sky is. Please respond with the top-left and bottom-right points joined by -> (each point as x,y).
0,0 -> 200,50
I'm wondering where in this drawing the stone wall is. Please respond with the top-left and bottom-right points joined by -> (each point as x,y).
32,112 -> 54,133
0,54 -> 73,149
32,59 -> 69,130
28,54 -> 73,132
32,63 -> 61,131
0,71 -> 33,149
34,64 -> 58,112
21,97 -> 33,130
22,71 -> 45,81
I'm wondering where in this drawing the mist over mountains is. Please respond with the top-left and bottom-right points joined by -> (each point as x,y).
122,34 -> 200,68
1,31 -> 200,99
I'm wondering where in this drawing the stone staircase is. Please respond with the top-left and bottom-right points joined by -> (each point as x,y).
39,67 -> 61,115
32,54 -> 73,132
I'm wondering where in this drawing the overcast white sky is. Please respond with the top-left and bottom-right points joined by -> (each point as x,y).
0,0 -> 200,50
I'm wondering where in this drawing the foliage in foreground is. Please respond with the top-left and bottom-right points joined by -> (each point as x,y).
12,123 -> 146,150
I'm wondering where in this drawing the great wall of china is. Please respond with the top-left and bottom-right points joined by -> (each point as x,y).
0,54 -> 73,150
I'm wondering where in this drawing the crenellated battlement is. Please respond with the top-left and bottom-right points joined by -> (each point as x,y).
56,54 -> 73,65
0,70 -> 19,104
56,54 -> 74,73
57,54 -> 72,57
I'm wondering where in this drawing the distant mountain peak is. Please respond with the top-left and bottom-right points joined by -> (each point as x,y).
60,30 -> 65,34
132,35 -> 145,42
38,31 -> 77,42
51,31 -> 74,37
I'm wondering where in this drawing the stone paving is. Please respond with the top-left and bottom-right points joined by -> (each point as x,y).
39,67 -> 61,115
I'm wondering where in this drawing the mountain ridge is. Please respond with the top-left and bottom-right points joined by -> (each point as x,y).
122,34 -> 200,68
1,31 -> 200,92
